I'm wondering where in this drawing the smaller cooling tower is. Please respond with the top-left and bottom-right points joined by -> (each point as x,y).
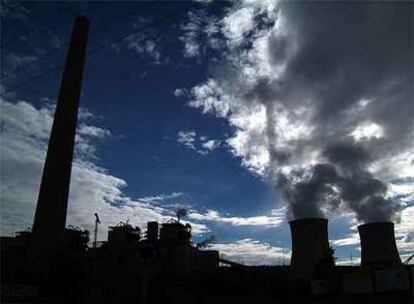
289,218 -> 331,280
358,222 -> 401,267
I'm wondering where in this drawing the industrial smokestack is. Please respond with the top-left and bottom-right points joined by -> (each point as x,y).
358,222 -> 401,267
289,218 -> 332,280
32,16 -> 89,252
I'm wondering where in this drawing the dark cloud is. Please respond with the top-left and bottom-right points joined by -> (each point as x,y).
279,164 -> 340,220
324,142 -> 371,170
279,1 -> 413,138
185,1 -> 413,223
264,2 -> 413,222
325,143 -> 401,223
280,142 -> 402,222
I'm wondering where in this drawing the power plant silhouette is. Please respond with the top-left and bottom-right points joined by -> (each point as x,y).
1,16 -> 413,304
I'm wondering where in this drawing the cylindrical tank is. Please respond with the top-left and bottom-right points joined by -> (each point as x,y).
147,221 -> 159,242
289,218 -> 332,280
358,222 -> 401,267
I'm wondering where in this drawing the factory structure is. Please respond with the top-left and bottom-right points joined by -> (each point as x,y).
1,16 -> 413,304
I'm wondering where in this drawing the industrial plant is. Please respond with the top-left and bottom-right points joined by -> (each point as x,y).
1,16 -> 413,304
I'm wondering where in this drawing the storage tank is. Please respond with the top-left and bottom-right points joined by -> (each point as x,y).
358,222 -> 401,267
147,221 -> 159,242
289,218 -> 332,280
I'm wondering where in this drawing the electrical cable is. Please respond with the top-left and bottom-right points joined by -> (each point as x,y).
1,2 -> 158,80
0,3 -> 192,98
1,2 -> 78,51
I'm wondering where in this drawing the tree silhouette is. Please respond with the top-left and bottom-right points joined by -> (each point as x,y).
176,208 -> 188,222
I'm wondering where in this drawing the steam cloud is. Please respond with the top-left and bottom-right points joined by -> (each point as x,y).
275,143 -> 402,222
181,1 -> 413,223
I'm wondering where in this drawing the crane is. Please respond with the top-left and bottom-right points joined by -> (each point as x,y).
93,213 -> 101,248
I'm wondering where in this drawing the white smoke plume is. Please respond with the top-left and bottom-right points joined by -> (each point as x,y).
178,1 -> 413,223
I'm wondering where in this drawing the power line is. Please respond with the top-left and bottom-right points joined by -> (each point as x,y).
1,2 -> 78,51
1,65 -> 62,98
1,2 -> 158,80
90,2 -> 158,36
0,3 -> 192,98
0,0 -> 28,22
87,4 -> 188,56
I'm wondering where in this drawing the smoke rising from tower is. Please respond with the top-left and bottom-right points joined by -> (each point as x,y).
183,1 -> 412,223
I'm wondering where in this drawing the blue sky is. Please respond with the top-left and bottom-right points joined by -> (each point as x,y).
1,0 -> 413,265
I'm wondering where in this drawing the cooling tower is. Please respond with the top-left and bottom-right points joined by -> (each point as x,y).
289,218 -> 332,280
358,222 -> 401,267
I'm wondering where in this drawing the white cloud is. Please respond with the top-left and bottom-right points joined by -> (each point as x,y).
335,257 -> 361,266
202,139 -> 219,151
350,121 -> 384,142
189,79 -> 231,117
177,130 -> 197,149
176,0 -> 413,225
78,124 -> 111,139
179,7 -> 223,59
222,6 -> 255,43
395,206 -> 414,254
174,88 -> 185,98
125,35 -> 162,63
184,41 -> 200,58
189,207 -> 285,227
119,19 -> 167,65
177,130 -> 220,155
138,192 -> 185,203
370,151 -> 414,183
211,239 -> 290,265
331,233 -> 360,247
3,97 -> 410,264
0,98 -> 208,241
387,180 -> 414,205
226,105 -> 269,175
179,10 -> 204,58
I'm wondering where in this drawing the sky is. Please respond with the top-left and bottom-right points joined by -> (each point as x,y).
1,0 -> 413,265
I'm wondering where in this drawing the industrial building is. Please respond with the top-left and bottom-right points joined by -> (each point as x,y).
2,216 -> 413,303
1,15 -> 413,304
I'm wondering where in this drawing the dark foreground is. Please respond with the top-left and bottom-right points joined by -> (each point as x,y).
1,223 -> 413,304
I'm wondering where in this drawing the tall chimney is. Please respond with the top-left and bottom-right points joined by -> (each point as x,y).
32,16 -> 89,252
358,222 -> 401,267
289,218 -> 332,280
